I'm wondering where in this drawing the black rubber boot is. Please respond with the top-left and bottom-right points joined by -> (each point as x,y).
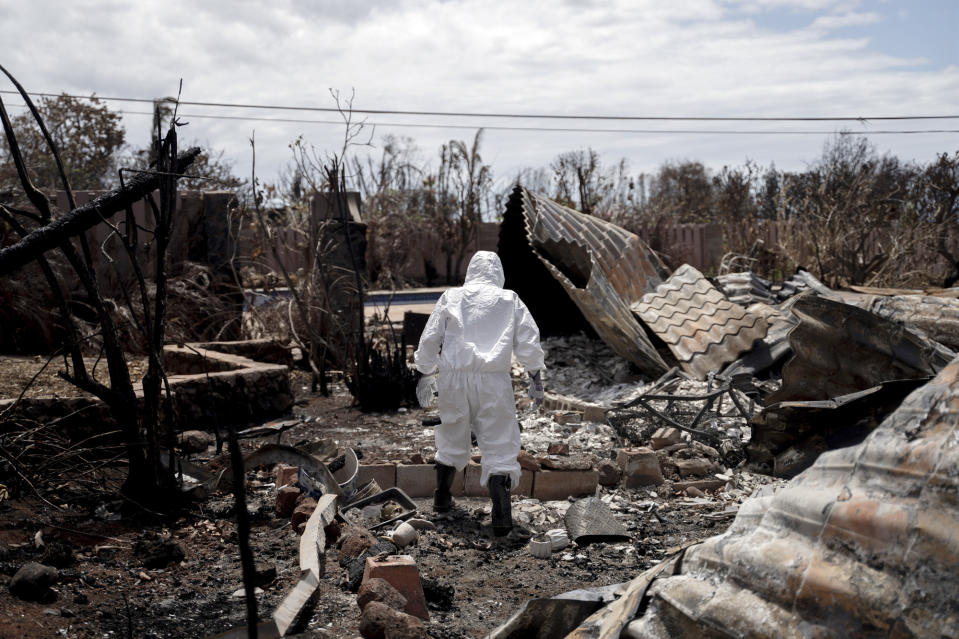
488,474 -> 512,536
434,462 -> 456,512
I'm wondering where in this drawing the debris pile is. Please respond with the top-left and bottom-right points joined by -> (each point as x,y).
487,189 -> 959,638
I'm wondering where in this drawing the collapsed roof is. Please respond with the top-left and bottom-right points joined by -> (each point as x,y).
608,353 -> 959,638
498,186 -> 670,377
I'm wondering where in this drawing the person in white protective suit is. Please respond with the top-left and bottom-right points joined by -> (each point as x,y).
414,250 -> 545,536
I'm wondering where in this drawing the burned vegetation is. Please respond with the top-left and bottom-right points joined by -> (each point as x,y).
1,69 -> 959,639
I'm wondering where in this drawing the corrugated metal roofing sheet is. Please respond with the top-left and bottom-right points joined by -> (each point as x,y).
632,264 -> 770,380
621,354 -> 959,639
509,187 -> 670,377
767,294 -> 954,404
833,291 -> 959,350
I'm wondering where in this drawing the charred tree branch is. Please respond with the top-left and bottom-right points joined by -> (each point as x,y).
0,147 -> 201,276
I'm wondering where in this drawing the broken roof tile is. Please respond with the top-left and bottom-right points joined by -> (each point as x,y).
632,264 -> 770,380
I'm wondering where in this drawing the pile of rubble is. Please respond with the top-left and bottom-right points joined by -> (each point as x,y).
484,187 -> 959,637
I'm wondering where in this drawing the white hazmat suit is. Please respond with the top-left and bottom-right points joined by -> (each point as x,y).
414,251 -> 545,489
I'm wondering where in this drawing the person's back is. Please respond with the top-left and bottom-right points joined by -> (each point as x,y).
414,251 -> 545,536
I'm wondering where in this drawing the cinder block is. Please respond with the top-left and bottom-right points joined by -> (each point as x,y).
276,464 -> 298,487
362,555 -> 429,621
357,464 -> 396,490
532,469 -> 598,501
553,411 -> 582,425
464,462 -> 533,497
616,447 -> 664,487
583,405 -> 607,423
396,464 -> 464,498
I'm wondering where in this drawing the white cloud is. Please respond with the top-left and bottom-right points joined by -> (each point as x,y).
0,0 -> 956,185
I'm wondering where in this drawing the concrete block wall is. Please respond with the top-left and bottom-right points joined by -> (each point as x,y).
0,341 -> 293,437
361,461 -> 595,501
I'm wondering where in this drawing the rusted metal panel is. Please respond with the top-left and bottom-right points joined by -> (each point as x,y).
505,187 -> 669,376
847,284 -> 959,298
620,355 -> 959,639
714,271 -> 776,306
767,294 -> 954,404
748,378 -> 928,478
832,291 -> 959,350
632,265 -> 770,380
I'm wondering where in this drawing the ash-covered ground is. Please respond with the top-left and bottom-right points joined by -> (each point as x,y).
0,334 -> 785,638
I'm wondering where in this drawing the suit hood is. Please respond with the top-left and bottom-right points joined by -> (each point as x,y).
464,251 -> 505,288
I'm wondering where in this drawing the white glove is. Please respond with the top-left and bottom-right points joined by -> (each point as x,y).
416,374 -> 438,408
528,370 -> 544,408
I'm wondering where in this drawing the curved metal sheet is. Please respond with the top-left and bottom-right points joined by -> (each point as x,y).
767,293 -> 954,404
616,355 -> 959,639
564,497 -> 630,545
502,187 -> 669,376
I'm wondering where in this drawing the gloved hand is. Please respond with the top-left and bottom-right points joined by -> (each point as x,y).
416,372 -> 438,408
528,370 -> 544,409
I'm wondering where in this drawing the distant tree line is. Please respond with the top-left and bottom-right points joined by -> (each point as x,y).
3,94 -> 956,289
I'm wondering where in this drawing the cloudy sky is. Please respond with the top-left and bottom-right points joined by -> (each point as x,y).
1,0 -> 957,189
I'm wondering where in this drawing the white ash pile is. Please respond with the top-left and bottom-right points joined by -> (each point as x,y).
530,334 -> 646,405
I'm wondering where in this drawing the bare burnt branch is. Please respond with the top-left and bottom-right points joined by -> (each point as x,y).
0,147 -> 201,277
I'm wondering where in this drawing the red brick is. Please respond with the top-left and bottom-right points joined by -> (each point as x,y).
464,462 -> 533,497
547,442 -> 570,456
532,469 -> 598,500
358,464 -> 396,490
362,555 -> 429,621
291,498 -> 316,531
275,485 -> 300,517
276,464 -> 298,487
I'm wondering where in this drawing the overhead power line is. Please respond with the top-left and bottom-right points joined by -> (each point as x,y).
5,103 -> 957,136
1,89 -> 958,122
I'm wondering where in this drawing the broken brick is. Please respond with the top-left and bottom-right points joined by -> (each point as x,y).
357,577 -> 408,612
650,427 -> 682,450
362,555 -> 429,621
338,525 -> 379,565
673,478 -> 728,493
358,601 -> 428,639
291,497 -> 316,531
275,464 -> 299,487
597,459 -> 621,486
616,447 -> 664,487
547,442 -> 570,455
275,485 -> 300,518
674,457 -> 717,478
517,450 -> 541,471
553,411 -> 583,425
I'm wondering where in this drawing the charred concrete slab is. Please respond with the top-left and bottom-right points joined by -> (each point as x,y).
498,186 -> 669,377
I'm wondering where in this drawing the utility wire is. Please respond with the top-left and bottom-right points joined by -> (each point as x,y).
1,89 -> 957,122
5,103 -> 957,135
